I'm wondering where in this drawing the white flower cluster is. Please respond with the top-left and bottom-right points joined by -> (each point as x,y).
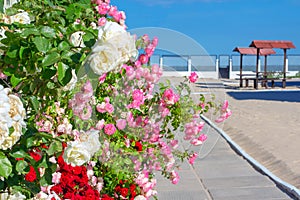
0,191 -> 26,200
63,130 -> 101,166
0,11 -> 30,55
0,85 -> 26,150
85,21 -> 138,75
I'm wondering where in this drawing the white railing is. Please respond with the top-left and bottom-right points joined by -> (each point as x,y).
151,54 -> 300,79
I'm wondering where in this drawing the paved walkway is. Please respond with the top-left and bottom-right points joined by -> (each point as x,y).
154,122 -> 294,200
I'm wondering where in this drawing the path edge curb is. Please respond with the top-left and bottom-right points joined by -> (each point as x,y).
200,115 -> 300,200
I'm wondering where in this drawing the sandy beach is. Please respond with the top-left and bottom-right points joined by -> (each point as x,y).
162,76 -> 300,189
205,79 -> 300,189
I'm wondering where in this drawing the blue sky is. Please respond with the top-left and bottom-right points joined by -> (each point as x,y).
117,0 -> 300,56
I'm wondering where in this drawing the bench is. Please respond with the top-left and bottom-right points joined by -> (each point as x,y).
236,73 -> 260,88
261,77 -> 279,88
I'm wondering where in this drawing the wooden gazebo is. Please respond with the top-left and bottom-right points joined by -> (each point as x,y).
249,40 -> 296,89
233,47 -> 276,87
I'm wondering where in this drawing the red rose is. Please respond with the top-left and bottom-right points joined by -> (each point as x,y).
25,166 -> 37,182
40,144 -> 49,149
51,185 -> 63,194
130,184 -> 137,196
101,194 -> 114,200
120,187 -> 129,197
29,151 -> 42,162
72,166 -> 83,175
135,141 -> 143,152
85,186 -> 100,200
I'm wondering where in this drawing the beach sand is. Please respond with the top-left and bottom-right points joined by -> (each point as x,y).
163,77 -> 300,189
221,88 -> 300,188
209,79 -> 300,189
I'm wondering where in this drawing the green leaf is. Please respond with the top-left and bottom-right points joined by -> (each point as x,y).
38,156 -> 48,168
0,0 -> 3,13
58,41 -> 70,51
30,96 -> 40,113
42,66 -> 57,79
47,141 -> 62,156
41,26 -> 56,38
42,52 -> 60,67
82,31 -> 96,47
16,160 -> 28,174
20,27 -> 40,37
0,152 -> 12,178
123,158 -> 132,165
19,46 -> 26,59
33,37 -> 51,53
10,150 -> 27,159
10,74 -> 22,87
57,62 -> 69,85
6,49 -> 18,58
26,137 -> 37,148
39,168 -> 53,186
46,81 -> 55,89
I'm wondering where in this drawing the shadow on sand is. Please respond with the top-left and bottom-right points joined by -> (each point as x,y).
267,81 -> 300,88
227,90 -> 300,103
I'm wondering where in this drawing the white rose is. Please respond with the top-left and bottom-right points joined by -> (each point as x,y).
116,32 -> 137,62
62,69 -> 77,91
97,21 -> 126,41
0,86 -> 11,125
8,93 -> 26,126
79,130 -> 101,155
8,191 -> 26,200
99,22 -> 137,61
63,141 -> 91,166
0,123 -> 22,150
10,11 -> 30,24
0,192 -> 9,200
134,195 -> 147,200
0,122 -> 9,145
86,42 -> 122,75
70,31 -> 86,48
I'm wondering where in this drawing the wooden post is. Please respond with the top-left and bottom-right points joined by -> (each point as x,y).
239,54 -> 243,87
263,55 -> 267,88
255,48 -> 260,89
283,48 -> 287,88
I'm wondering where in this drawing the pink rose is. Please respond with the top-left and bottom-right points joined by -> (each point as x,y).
162,88 -> 179,105
99,73 -> 107,83
189,72 -> 198,83
96,119 -> 105,130
98,17 -> 107,26
104,124 -> 116,135
139,54 -> 149,64
116,119 -> 127,130
170,170 -> 179,184
188,153 -> 198,165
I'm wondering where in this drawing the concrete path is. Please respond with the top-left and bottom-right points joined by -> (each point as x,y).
154,123 -> 294,200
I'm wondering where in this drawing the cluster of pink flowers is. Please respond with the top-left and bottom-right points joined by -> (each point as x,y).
189,72 -> 199,83
215,100 -> 232,123
162,88 -> 180,106
128,89 -> 145,109
135,170 -> 157,198
96,97 -> 114,114
69,80 -> 94,120
93,0 -> 126,27
136,35 -> 159,65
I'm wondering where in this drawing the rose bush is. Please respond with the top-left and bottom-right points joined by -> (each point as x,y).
0,0 -> 231,199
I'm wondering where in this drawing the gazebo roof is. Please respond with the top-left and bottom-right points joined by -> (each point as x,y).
249,40 -> 296,49
233,47 -> 276,56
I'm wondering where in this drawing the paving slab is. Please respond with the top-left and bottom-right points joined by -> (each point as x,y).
154,123 -> 294,200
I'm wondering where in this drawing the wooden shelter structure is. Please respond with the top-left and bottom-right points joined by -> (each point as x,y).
249,40 -> 296,89
233,47 -> 276,87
